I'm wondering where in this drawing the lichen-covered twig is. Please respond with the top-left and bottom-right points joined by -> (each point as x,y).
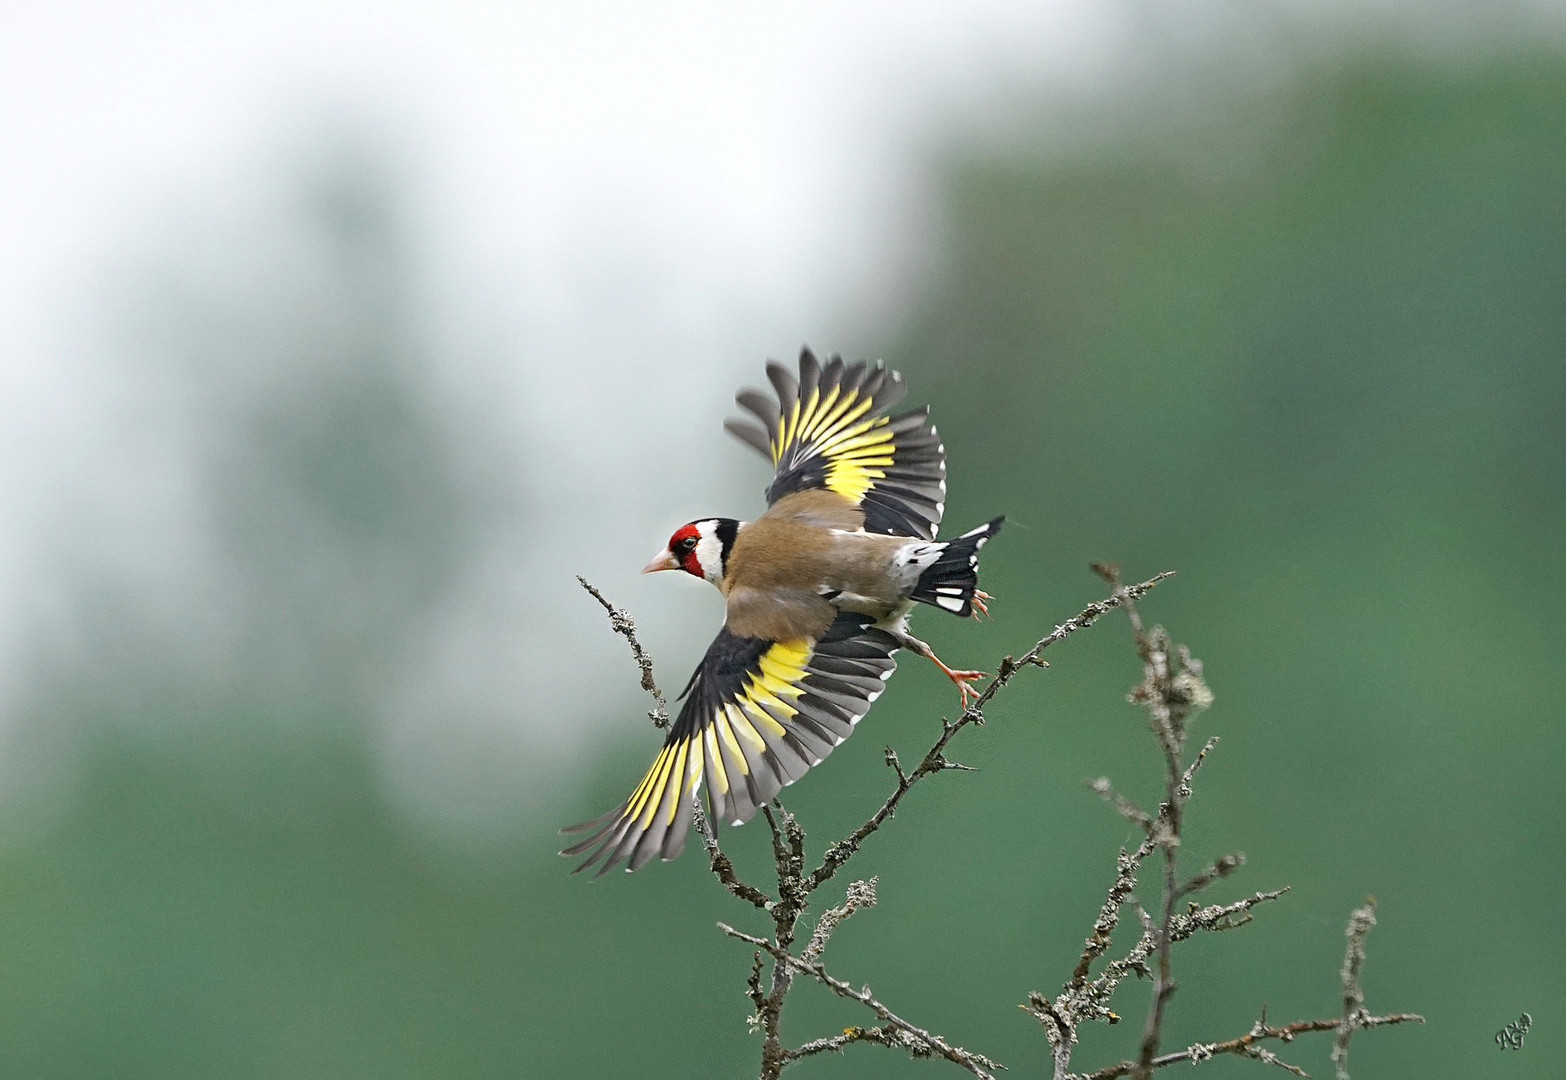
581,566 -> 1422,1080
691,802 -> 771,910
577,576 -> 669,728
974,571 -> 1176,714
577,580 -> 770,913
1092,565 -> 1214,1080
787,1023 -> 906,1061
1087,777 -> 1152,831
800,877 -> 876,964
581,572 -> 1170,1078
1332,897 -> 1380,1080
735,577 -> 1171,1077
1080,959 -> 1423,1079
1023,566 -> 1420,1080
808,573 -> 1174,892
717,922 -> 1005,1079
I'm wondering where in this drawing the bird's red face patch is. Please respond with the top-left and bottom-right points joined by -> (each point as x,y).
668,523 -> 704,577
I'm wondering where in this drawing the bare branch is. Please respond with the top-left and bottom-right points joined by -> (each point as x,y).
801,877 -> 877,965
1068,836 -> 1155,993
1172,889 -> 1289,940
691,802 -> 771,910
738,579 -> 1180,1078
807,573 -> 1175,892
718,922 -> 1005,1079
745,952 -> 767,1014
1081,1010 -> 1424,1079
762,804 -> 794,881
584,564 -> 1421,1080
804,717 -> 960,891
1332,897 -> 1379,1080
1044,628 -> 1419,1080
1177,735 -> 1219,799
1128,623 -> 1205,1079
1242,1045 -> 1310,1076
1087,777 -> 1152,832
788,1025 -> 905,1061
971,571 -> 1176,715
577,576 -> 669,728
1179,852 -> 1244,897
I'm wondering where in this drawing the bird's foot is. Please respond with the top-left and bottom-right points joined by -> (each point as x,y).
971,589 -> 994,618
894,629 -> 991,710
933,657 -> 989,710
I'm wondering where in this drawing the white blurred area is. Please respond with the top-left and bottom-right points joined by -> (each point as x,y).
1,0 -> 1545,848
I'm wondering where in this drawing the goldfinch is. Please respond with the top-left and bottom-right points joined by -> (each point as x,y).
562,348 -> 1002,874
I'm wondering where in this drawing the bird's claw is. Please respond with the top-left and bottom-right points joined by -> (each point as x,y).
971,589 -> 994,618
942,666 -> 990,709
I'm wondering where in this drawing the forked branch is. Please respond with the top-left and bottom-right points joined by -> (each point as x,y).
579,568 -> 1420,1079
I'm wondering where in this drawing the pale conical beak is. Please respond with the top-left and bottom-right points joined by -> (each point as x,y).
642,549 -> 679,574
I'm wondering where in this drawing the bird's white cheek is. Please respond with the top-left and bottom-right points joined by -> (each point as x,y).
693,533 -> 725,585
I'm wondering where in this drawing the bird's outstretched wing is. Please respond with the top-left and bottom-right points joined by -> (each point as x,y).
725,347 -> 947,540
561,613 -> 898,876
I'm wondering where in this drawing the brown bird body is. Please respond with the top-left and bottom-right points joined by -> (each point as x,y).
724,489 -> 919,641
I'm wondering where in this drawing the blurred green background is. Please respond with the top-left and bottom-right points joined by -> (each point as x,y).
2,15 -> 1563,1080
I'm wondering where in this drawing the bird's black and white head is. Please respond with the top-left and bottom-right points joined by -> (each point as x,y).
642,518 -> 740,587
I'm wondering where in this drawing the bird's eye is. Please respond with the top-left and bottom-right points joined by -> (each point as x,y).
679,537 -> 699,553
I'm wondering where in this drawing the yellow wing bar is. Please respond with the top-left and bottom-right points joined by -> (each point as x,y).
726,348 -> 947,539
560,616 -> 899,876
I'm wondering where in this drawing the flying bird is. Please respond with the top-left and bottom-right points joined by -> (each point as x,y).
562,348 -> 1002,875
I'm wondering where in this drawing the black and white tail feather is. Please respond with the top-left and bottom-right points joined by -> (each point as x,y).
907,517 -> 1004,617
